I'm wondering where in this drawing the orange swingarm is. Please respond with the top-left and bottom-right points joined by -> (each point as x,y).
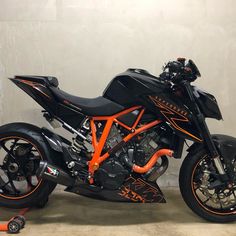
88,106 -> 162,184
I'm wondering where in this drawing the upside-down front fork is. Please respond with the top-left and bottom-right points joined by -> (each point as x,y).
197,114 -> 227,180
183,81 -> 227,180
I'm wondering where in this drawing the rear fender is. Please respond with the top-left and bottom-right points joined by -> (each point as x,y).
40,127 -> 74,172
41,127 -> 71,153
0,123 -> 69,169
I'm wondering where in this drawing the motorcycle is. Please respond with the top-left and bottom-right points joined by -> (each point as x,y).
1,58 -> 236,223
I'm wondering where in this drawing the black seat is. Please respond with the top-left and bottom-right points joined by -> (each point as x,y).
50,87 -> 124,116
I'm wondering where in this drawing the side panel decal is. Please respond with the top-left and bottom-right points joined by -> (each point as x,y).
149,96 -> 202,142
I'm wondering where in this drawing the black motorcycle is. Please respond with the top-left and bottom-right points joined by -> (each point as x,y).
1,58 -> 236,222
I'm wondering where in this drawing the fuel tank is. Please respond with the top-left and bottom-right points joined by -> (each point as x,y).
103,69 -> 202,142
103,69 -> 168,107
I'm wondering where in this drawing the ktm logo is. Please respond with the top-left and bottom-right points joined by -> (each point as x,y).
119,186 -> 145,203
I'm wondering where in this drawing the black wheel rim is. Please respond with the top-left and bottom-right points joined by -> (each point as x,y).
191,155 -> 236,215
0,136 -> 43,200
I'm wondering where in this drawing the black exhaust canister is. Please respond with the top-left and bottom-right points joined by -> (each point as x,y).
37,161 -> 75,187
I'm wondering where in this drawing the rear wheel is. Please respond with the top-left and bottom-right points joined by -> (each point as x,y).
179,148 -> 236,222
0,123 -> 57,208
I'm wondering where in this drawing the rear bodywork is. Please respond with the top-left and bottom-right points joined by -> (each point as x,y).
10,76 -> 86,128
10,76 -> 57,113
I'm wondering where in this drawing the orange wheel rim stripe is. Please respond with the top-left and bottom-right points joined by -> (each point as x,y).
0,136 -> 43,200
191,156 -> 236,216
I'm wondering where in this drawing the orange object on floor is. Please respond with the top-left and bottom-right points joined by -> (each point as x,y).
0,208 -> 29,234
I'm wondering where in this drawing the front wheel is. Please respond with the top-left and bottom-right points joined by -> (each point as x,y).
179,148 -> 236,222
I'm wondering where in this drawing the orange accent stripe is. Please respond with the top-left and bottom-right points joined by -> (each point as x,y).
20,80 -> 51,99
33,87 -> 51,99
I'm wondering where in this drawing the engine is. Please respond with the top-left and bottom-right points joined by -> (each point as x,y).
94,124 -> 170,190
94,125 -> 128,190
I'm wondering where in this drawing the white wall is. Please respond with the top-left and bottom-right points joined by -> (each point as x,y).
0,0 -> 236,186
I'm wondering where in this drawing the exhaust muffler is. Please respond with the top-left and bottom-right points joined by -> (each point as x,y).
37,161 -> 75,187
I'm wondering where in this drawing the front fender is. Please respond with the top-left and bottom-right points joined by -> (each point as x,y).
187,134 -> 236,161
212,134 -> 236,161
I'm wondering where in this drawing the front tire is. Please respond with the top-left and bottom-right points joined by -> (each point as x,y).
179,148 -> 236,222
0,123 -> 57,208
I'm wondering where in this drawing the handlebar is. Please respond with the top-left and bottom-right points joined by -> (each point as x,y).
160,58 -> 200,84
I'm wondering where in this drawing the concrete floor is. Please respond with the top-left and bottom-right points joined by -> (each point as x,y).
1,188 -> 236,236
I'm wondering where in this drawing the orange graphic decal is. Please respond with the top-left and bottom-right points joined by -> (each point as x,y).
119,186 -> 145,203
119,177 -> 165,203
20,80 -> 51,99
149,96 -> 202,142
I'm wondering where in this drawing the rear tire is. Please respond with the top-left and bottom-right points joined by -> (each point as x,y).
179,148 -> 236,222
0,123 -> 57,209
